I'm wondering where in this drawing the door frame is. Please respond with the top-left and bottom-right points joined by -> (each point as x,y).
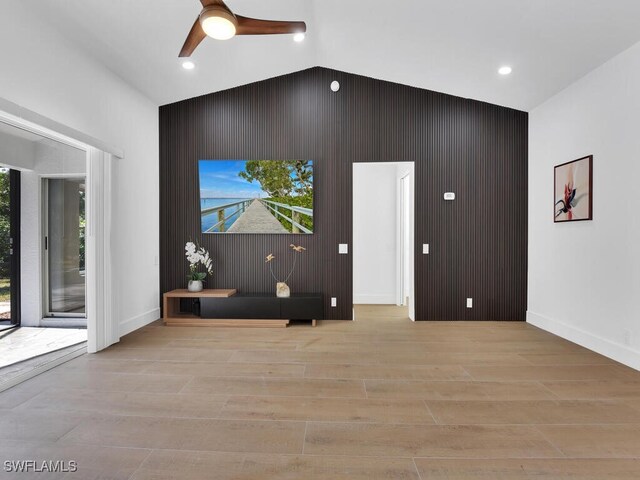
352,161 -> 415,320
396,172 -> 410,306
396,166 -> 415,321
0,99 -> 120,353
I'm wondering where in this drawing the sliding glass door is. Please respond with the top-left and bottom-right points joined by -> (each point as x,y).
44,178 -> 86,317
0,167 -> 20,330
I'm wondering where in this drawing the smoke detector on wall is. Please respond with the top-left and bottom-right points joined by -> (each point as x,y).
330,81 -> 340,92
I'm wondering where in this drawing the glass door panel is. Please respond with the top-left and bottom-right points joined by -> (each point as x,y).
45,178 -> 86,317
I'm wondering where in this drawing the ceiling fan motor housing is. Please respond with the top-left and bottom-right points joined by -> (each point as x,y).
200,5 -> 238,39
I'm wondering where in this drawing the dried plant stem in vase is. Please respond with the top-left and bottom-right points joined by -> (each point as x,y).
265,244 -> 306,297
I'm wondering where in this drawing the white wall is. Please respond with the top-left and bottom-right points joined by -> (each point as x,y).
34,140 -> 86,176
0,1 -> 160,337
528,41 -> 640,370
0,133 -> 36,171
19,170 -> 40,326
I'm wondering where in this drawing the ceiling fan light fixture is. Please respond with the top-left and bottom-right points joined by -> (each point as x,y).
200,6 -> 237,40
179,0 -> 308,57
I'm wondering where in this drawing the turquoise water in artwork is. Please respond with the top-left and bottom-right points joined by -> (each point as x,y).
201,198 -> 252,232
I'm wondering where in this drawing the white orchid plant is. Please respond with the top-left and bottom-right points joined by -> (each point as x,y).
185,241 -> 213,283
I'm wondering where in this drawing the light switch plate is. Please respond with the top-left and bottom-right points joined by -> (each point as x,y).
339,244 -> 348,254
331,297 -> 337,307
423,244 -> 429,254
466,298 -> 473,308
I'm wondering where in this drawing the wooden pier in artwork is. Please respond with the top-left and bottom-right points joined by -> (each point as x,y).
201,198 -> 313,234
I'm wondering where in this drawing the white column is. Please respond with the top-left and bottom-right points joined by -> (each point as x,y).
86,148 -> 117,352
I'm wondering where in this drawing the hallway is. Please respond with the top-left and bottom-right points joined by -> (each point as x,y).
354,304 -> 410,321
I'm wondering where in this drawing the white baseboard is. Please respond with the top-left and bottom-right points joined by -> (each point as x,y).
353,294 -> 397,305
527,310 -> 640,371
119,308 -> 160,338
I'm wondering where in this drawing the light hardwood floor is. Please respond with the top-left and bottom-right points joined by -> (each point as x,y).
1,305 -> 640,479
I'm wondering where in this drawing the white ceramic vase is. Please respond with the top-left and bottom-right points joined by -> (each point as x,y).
276,282 -> 290,298
188,280 -> 203,292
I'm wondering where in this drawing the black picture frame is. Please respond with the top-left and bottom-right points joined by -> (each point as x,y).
554,155 -> 593,223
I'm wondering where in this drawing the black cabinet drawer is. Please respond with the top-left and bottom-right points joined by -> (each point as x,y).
200,294 -> 323,321
280,296 -> 323,320
201,297 -> 280,319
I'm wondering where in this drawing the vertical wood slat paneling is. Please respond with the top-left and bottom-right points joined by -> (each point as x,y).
159,67 -> 528,321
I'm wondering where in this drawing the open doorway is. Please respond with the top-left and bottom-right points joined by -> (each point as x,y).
0,121 -> 88,385
353,162 -> 415,321
0,101 -> 119,389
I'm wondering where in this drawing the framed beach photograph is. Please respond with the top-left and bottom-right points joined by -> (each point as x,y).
198,159 -> 314,234
554,155 -> 593,223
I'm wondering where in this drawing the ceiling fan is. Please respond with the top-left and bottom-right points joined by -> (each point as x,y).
179,0 -> 307,57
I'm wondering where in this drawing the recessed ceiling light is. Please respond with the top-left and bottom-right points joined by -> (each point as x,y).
498,66 -> 512,75
293,32 -> 305,42
182,60 -> 195,70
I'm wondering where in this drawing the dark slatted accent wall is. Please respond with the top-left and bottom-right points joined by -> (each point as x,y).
159,67 -> 528,321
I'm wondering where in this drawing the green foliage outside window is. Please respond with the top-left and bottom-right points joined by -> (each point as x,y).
79,188 -> 86,271
0,170 -> 10,280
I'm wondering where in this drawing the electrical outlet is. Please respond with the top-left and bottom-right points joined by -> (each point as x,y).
339,244 -> 348,254
331,297 -> 337,307
466,298 -> 473,308
423,244 -> 429,254
624,329 -> 632,346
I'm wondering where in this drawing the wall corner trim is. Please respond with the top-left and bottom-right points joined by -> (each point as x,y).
119,308 -> 161,338
527,310 -> 640,371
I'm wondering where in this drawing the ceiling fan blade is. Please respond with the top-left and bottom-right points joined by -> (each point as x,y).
179,18 -> 207,57
235,15 -> 307,35
200,0 -> 225,7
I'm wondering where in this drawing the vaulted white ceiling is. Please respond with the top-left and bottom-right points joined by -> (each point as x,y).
21,0 -> 640,110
